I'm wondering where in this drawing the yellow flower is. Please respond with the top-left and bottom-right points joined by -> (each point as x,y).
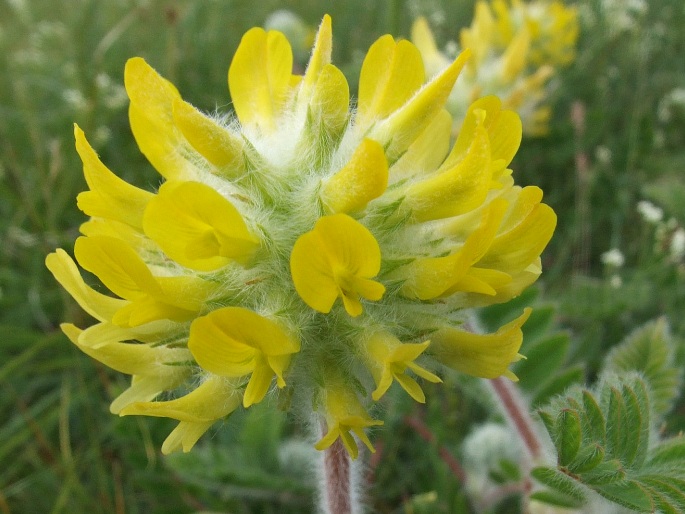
47,15 -> 555,456
364,332 -> 442,403
121,375 -> 242,454
315,379 -> 383,460
429,308 -> 532,381
290,213 -> 385,317
188,307 -> 300,408
412,0 -> 578,136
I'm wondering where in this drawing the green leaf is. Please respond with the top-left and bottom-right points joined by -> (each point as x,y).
555,409 -> 582,467
477,286 -> 538,332
580,459 -> 625,485
604,318 -> 683,420
640,476 -> 685,513
581,390 -> 606,446
567,443 -> 605,474
605,387 -> 626,461
537,409 -> 555,439
625,379 -> 650,469
520,306 -> 556,346
529,490 -> 584,509
644,436 -> 685,469
594,480 -> 654,512
514,332 -> 569,390
531,365 -> 584,407
530,467 -> 586,503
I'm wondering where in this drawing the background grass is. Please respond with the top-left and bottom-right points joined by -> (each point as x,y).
1,0 -> 684,512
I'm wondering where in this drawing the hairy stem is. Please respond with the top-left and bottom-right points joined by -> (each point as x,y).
320,421 -> 354,514
489,377 -> 541,461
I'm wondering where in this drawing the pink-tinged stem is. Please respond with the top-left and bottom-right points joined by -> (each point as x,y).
404,415 -> 466,483
489,377 -> 541,460
321,424 -> 352,514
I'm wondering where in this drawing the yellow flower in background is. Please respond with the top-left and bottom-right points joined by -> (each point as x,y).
47,15 -> 555,458
412,0 -> 578,136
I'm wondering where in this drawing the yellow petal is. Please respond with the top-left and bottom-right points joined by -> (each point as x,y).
228,27 -> 293,131
290,214 -> 384,316
142,181 -> 259,271
451,96 -> 522,171
389,109 -> 452,181
322,138 -> 388,214
403,117 -> 492,222
315,383 -> 383,459
411,17 -> 452,76
79,218 -> 149,251
110,374 -> 184,415
393,373 -> 425,403
501,28 -> 531,83
369,49 -> 470,163
299,14 -> 333,104
74,235 -> 161,301
399,199 -> 507,299
308,63 -> 350,138
188,307 -> 300,406
172,98 -> 246,173
125,57 -> 194,180
121,375 -> 241,423
121,375 -> 242,453
74,236 -> 214,326
461,1 -> 495,66
243,355 -> 275,408
62,323 -> 178,374
357,35 -> 425,127
479,203 -> 557,274
74,125 -> 153,230
162,420 -> 214,454
45,250 -> 125,322
429,308 -> 531,379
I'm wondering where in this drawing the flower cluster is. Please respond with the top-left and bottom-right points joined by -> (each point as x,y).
412,0 -> 578,136
47,16 -> 556,458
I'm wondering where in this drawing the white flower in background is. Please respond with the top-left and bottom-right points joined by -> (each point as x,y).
670,228 -> 685,261
601,248 -> 625,268
658,87 -> 685,123
637,200 -> 664,224
609,274 -> 623,289
462,422 -> 522,498
594,145 -> 612,165
600,0 -> 647,34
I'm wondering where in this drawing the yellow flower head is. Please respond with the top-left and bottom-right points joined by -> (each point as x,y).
47,15 -> 555,457
412,0 -> 578,136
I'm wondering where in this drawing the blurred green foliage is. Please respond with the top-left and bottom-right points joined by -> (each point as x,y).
1,0 -> 684,512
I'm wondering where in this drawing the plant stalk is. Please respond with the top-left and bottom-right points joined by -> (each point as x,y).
320,421 -> 354,514
488,377 -> 541,461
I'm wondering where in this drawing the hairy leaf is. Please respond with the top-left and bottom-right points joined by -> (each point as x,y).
555,409 -> 582,467
604,318 -> 682,420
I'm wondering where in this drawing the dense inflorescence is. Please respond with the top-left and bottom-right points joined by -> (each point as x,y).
47,16 -> 556,458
